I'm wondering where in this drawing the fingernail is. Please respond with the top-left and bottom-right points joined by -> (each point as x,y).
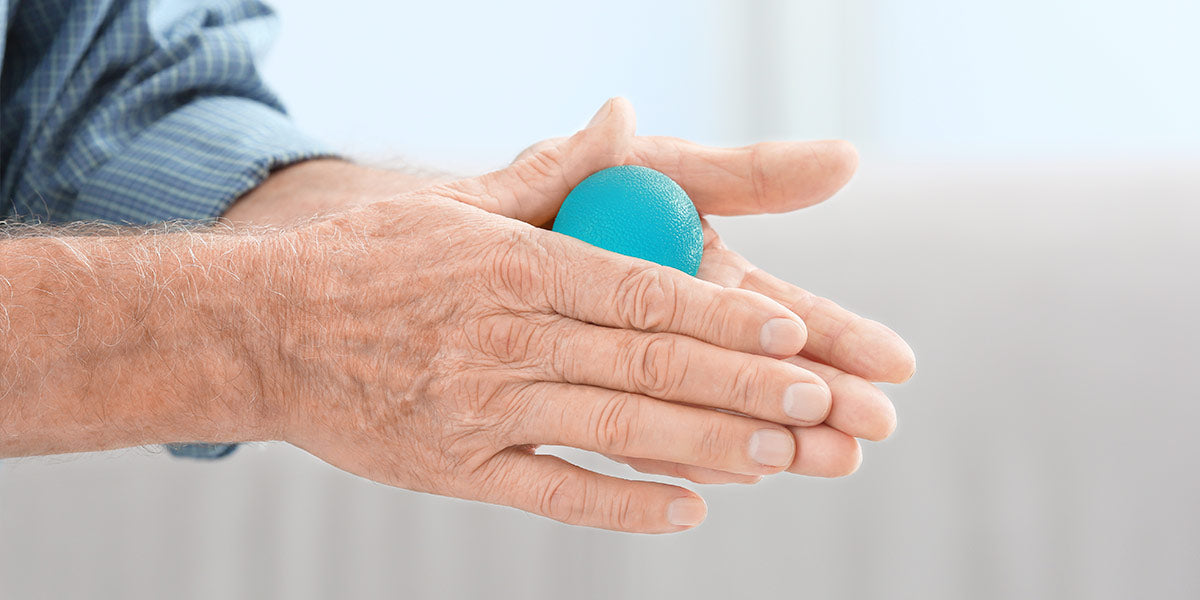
748,429 -> 794,468
760,317 -> 805,356
667,497 -> 707,527
783,383 -> 829,422
586,99 -> 614,128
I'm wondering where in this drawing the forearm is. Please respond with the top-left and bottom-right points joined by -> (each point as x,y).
0,160 -> 441,458
222,159 -> 451,226
0,225 -> 284,457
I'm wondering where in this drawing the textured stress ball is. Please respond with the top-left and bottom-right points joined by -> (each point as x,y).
552,165 -> 704,276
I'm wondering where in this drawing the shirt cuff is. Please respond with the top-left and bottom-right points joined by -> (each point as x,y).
73,95 -> 336,224
165,443 -> 240,460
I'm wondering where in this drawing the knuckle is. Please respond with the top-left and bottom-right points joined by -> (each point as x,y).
480,381 -> 538,440
540,325 -> 577,381
630,334 -> 686,398
590,393 -> 638,454
790,292 -> 830,324
614,266 -> 678,331
485,229 -> 546,302
749,143 -> 772,207
473,314 -> 543,363
606,487 -> 639,531
830,314 -> 868,361
468,455 -> 512,501
694,418 -> 732,466
439,377 -> 523,449
538,469 -> 586,525
449,374 -> 501,415
516,147 -> 565,183
721,359 -> 763,415
700,287 -> 749,338
430,362 -> 535,443
514,138 -> 563,162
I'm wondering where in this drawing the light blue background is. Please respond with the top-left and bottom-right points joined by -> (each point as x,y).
259,0 -> 1200,166
3,2 -> 1198,599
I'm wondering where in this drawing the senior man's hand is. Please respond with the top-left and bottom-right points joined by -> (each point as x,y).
0,98 -> 912,533
457,99 -> 915,485
214,98 -> 914,528
264,104 -> 845,534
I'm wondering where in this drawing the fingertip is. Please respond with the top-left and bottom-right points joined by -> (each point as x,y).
575,98 -> 636,168
816,436 -> 863,478
879,334 -> 917,384
736,287 -> 809,357
585,98 -> 615,128
760,316 -> 808,357
844,441 -> 864,477
878,410 -> 898,441
666,495 -> 708,530
755,139 -> 862,213
892,339 -> 917,383
611,97 -> 638,140
824,139 -> 860,185
782,381 -> 833,425
587,97 -> 635,134
784,355 -> 897,441
852,378 -> 898,442
850,319 -> 916,383
609,96 -> 634,118
864,395 -> 898,442
787,425 -> 862,478
747,427 -> 797,475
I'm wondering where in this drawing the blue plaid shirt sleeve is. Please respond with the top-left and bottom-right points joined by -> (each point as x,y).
2,0 -> 337,459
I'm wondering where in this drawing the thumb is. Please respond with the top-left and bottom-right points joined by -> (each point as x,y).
441,97 -> 637,226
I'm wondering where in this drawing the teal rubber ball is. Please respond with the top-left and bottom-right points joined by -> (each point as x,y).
552,165 -> 704,276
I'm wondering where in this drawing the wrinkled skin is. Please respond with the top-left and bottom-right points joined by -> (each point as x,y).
270,99 -> 914,533
510,101 -> 912,485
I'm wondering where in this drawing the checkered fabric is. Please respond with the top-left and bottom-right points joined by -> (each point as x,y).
2,0 -> 335,458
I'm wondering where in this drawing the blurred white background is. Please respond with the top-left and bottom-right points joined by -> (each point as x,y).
2,1 -> 1198,598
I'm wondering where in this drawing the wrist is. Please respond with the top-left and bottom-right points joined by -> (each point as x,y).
206,230 -> 303,443
96,229 -> 297,446
139,231 -> 288,445
222,159 -> 452,227
0,230 -> 288,456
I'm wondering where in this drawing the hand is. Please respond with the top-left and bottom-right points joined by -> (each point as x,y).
476,98 -> 915,484
268,107 -> 837,533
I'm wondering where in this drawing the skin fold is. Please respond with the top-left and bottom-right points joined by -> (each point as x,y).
0,98 -> 914,534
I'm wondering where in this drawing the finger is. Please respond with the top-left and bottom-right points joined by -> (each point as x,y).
512,137 -> 564,164
785,355 -> 897,442
696,219 -> 914,382
628,137 -> 859,216
738,265 -> 916,383
694,217 -> 748,286
481,448 -> 707,533
608,455 -> 763,485
440,97 -> 636,226
544,243 -> 810,357
508,129 -> 856,220
787,424 -> 862,478
540,317 -> 831,425
515,382 -> 796,476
